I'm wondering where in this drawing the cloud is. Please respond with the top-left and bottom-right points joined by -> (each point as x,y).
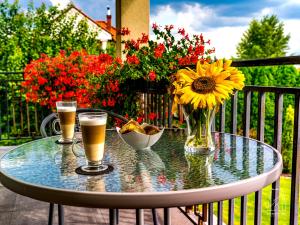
256,1 -> 300,19
151,3 -> 214,34
150,2 -> 300,58
150,3 -> 247,58
268,0 -> 300,6
203,26 -> 247,59
283,19 -> 300,55
49,0 -> 70,9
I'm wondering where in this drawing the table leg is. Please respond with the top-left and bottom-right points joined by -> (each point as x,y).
48,203 -> 54,225
136,209 -> 144,225
152,209 -> 158,225
109,209 -> 117,225
58,204 -> 64,225
164,208 -> 171,225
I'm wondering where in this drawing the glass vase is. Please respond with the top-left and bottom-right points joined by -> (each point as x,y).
183,105 -> 216,154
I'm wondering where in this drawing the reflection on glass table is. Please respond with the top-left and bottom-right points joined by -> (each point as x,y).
0,130 -> 282,225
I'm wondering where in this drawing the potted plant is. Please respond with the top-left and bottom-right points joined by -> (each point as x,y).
119,24 -> 215,93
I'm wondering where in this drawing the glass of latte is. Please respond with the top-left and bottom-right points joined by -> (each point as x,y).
78,112 -> 108,172
56,101 -> 77,143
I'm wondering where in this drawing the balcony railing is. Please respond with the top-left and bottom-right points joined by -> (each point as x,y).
141,56 -> 300,225
0,71 -> 48,141
0,56 -> 299,225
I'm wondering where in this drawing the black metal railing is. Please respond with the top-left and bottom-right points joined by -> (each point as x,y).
202,56 -> 300,225
0,56 -> 300,224
0,71 -> 48,141
141,56 -> 300,225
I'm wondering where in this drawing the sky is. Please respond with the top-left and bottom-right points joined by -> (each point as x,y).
9,0 -> 300,59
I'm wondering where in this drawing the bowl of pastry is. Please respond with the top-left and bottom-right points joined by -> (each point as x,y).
116,120 -> 164,150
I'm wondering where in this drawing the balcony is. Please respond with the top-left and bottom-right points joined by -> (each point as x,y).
0,56 -> 300,225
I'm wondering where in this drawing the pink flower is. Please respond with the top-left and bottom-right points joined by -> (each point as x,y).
152,23 -> 158,30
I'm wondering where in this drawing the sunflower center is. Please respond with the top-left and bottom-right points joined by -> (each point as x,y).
192,77 -> 216,94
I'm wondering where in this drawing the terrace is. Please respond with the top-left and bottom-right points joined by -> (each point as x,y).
0,56 -> 299,225
0,0 -> 300,225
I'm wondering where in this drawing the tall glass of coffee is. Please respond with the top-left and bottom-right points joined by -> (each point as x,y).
78,112 -> 108,172
56,101 -> 77,143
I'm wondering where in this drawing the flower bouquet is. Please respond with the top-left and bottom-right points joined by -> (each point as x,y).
120,24 -> 215,85
172,59 -> 245,153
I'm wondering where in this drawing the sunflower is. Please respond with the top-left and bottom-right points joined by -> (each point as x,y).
223,59 -> 245,90
172,59 -> 245,111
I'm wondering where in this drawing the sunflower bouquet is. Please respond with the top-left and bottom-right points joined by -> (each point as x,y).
172,59 -> 245,153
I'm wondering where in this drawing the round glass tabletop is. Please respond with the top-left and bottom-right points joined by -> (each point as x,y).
0,130 -> 282,208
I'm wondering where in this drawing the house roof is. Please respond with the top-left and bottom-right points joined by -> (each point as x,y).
63,3 -> 116,41
96,20 -> 117,41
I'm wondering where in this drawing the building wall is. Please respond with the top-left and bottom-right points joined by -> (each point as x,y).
65,8 -> 112,41
116,0 -> 150,57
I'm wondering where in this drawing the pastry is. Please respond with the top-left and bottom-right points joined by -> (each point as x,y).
142,124 -> 160,135
119,120 -> 146,134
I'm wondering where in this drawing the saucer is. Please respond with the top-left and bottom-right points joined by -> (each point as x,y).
55,139 -> 73,145
75,164 -> 114,176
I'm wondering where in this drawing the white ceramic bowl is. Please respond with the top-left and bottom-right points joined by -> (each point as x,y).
116,127 -> 164,150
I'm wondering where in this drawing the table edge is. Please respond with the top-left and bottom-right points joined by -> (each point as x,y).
0,153 -> 282,208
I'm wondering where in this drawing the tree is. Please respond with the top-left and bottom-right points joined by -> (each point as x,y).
236,15 -> 290,59
234,15 -> 298,174
0,0 -> 100,71
282,105 -> 294,173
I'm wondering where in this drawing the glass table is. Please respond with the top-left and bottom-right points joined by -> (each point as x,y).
0,130 -> 282,225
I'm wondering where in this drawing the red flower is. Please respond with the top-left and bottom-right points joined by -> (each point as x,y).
32,85 -> 39,91
154,43 -> 165,58
208,47 -> 216,54
64,91 -> 75,99
178,28 -> 185,36
126,55 -> 140,65
107,98 -> 116,107
148,71 -> 156,81
37,77 -> 48,85
45,86 -> 52,92
125,40 -> 139,50
165,25 -> 174,31
124,114 -> 129,120
102,100 -> 107,107
108,80 -> 120,92
120,27 -> 130,35
140,33 -> 148,44
195,45 -> 205,55
148,112 -> 157,121
115,118 -> 125,128
136,116 -> 144,124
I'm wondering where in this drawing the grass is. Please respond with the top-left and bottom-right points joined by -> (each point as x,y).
212,176 -> 299,225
